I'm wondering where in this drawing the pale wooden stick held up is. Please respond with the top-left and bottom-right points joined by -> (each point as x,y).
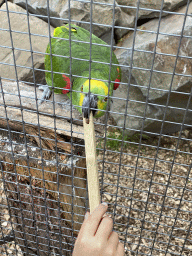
83,112 -> 100,213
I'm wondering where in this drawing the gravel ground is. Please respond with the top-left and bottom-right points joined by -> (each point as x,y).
0,179 -> 23,256
0,129 -> 192,255
98,129 -> 192,255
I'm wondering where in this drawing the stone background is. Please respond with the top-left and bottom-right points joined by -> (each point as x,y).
0,0 -> 191,135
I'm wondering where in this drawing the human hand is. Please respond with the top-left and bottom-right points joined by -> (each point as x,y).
73,203 -> 124,256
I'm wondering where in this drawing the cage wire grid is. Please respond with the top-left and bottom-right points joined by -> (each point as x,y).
0,0 -> 192,255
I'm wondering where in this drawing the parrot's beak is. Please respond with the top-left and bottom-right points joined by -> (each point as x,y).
82,92 -> 98,123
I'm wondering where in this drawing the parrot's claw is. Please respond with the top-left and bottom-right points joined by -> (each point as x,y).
38,84 -> 52,104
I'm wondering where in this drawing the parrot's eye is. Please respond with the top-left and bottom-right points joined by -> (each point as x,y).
71,26 -> 77,31
81,85 -> 83,92
103,97 -> 108,102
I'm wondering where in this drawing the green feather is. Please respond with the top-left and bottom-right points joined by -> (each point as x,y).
44,24 -> 121,117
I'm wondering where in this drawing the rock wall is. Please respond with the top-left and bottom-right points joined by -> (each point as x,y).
11,0 -> 189,39
0,0 -> 191,136
113,2 -> 192,136
0,2 -> 54,82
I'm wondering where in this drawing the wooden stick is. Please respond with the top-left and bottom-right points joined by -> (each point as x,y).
83,112 -> 100,213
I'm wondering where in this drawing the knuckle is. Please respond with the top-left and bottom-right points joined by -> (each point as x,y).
105,246 -> 115,256
108,251 -> 114,256
96,241 -> 103,251
79,237 -> 87,246
113,231 -> 119,240
86,214 -> 95,224
104,216 -> 113,225
108,248 -> 115,256
79,236 -> 92,247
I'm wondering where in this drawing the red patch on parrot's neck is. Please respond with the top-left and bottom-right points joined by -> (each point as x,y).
114,68 -> 120,90
62,74 -> 71,94
114,79 -> 120,90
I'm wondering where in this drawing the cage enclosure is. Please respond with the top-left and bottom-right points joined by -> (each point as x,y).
0,0 -> 192,255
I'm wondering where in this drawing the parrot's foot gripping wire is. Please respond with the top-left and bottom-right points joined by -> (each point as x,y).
38,84 -> 52,104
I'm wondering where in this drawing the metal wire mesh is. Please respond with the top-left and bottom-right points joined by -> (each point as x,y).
0,0 -> 192,255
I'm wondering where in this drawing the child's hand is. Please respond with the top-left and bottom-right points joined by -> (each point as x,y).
73,203 -> 124,256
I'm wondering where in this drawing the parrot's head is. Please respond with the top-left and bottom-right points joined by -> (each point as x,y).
80,79 -> 111,121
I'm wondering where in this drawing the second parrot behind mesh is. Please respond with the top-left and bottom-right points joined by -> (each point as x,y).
41,24 -> 121,119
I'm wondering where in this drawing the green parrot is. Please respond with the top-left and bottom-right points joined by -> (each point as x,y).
40,24 -> 121,119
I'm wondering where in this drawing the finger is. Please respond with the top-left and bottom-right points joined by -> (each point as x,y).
116,242 -> 125,256
82,203 -> 108,236
77,211 -> 90,236
96,216 -> 113,240
108,231 -> 119,248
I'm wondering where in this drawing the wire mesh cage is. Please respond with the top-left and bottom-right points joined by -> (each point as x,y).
0,0 -> 192,255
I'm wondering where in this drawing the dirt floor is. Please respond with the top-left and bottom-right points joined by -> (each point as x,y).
0,129 -> 192,255
97,129 -> 192,255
